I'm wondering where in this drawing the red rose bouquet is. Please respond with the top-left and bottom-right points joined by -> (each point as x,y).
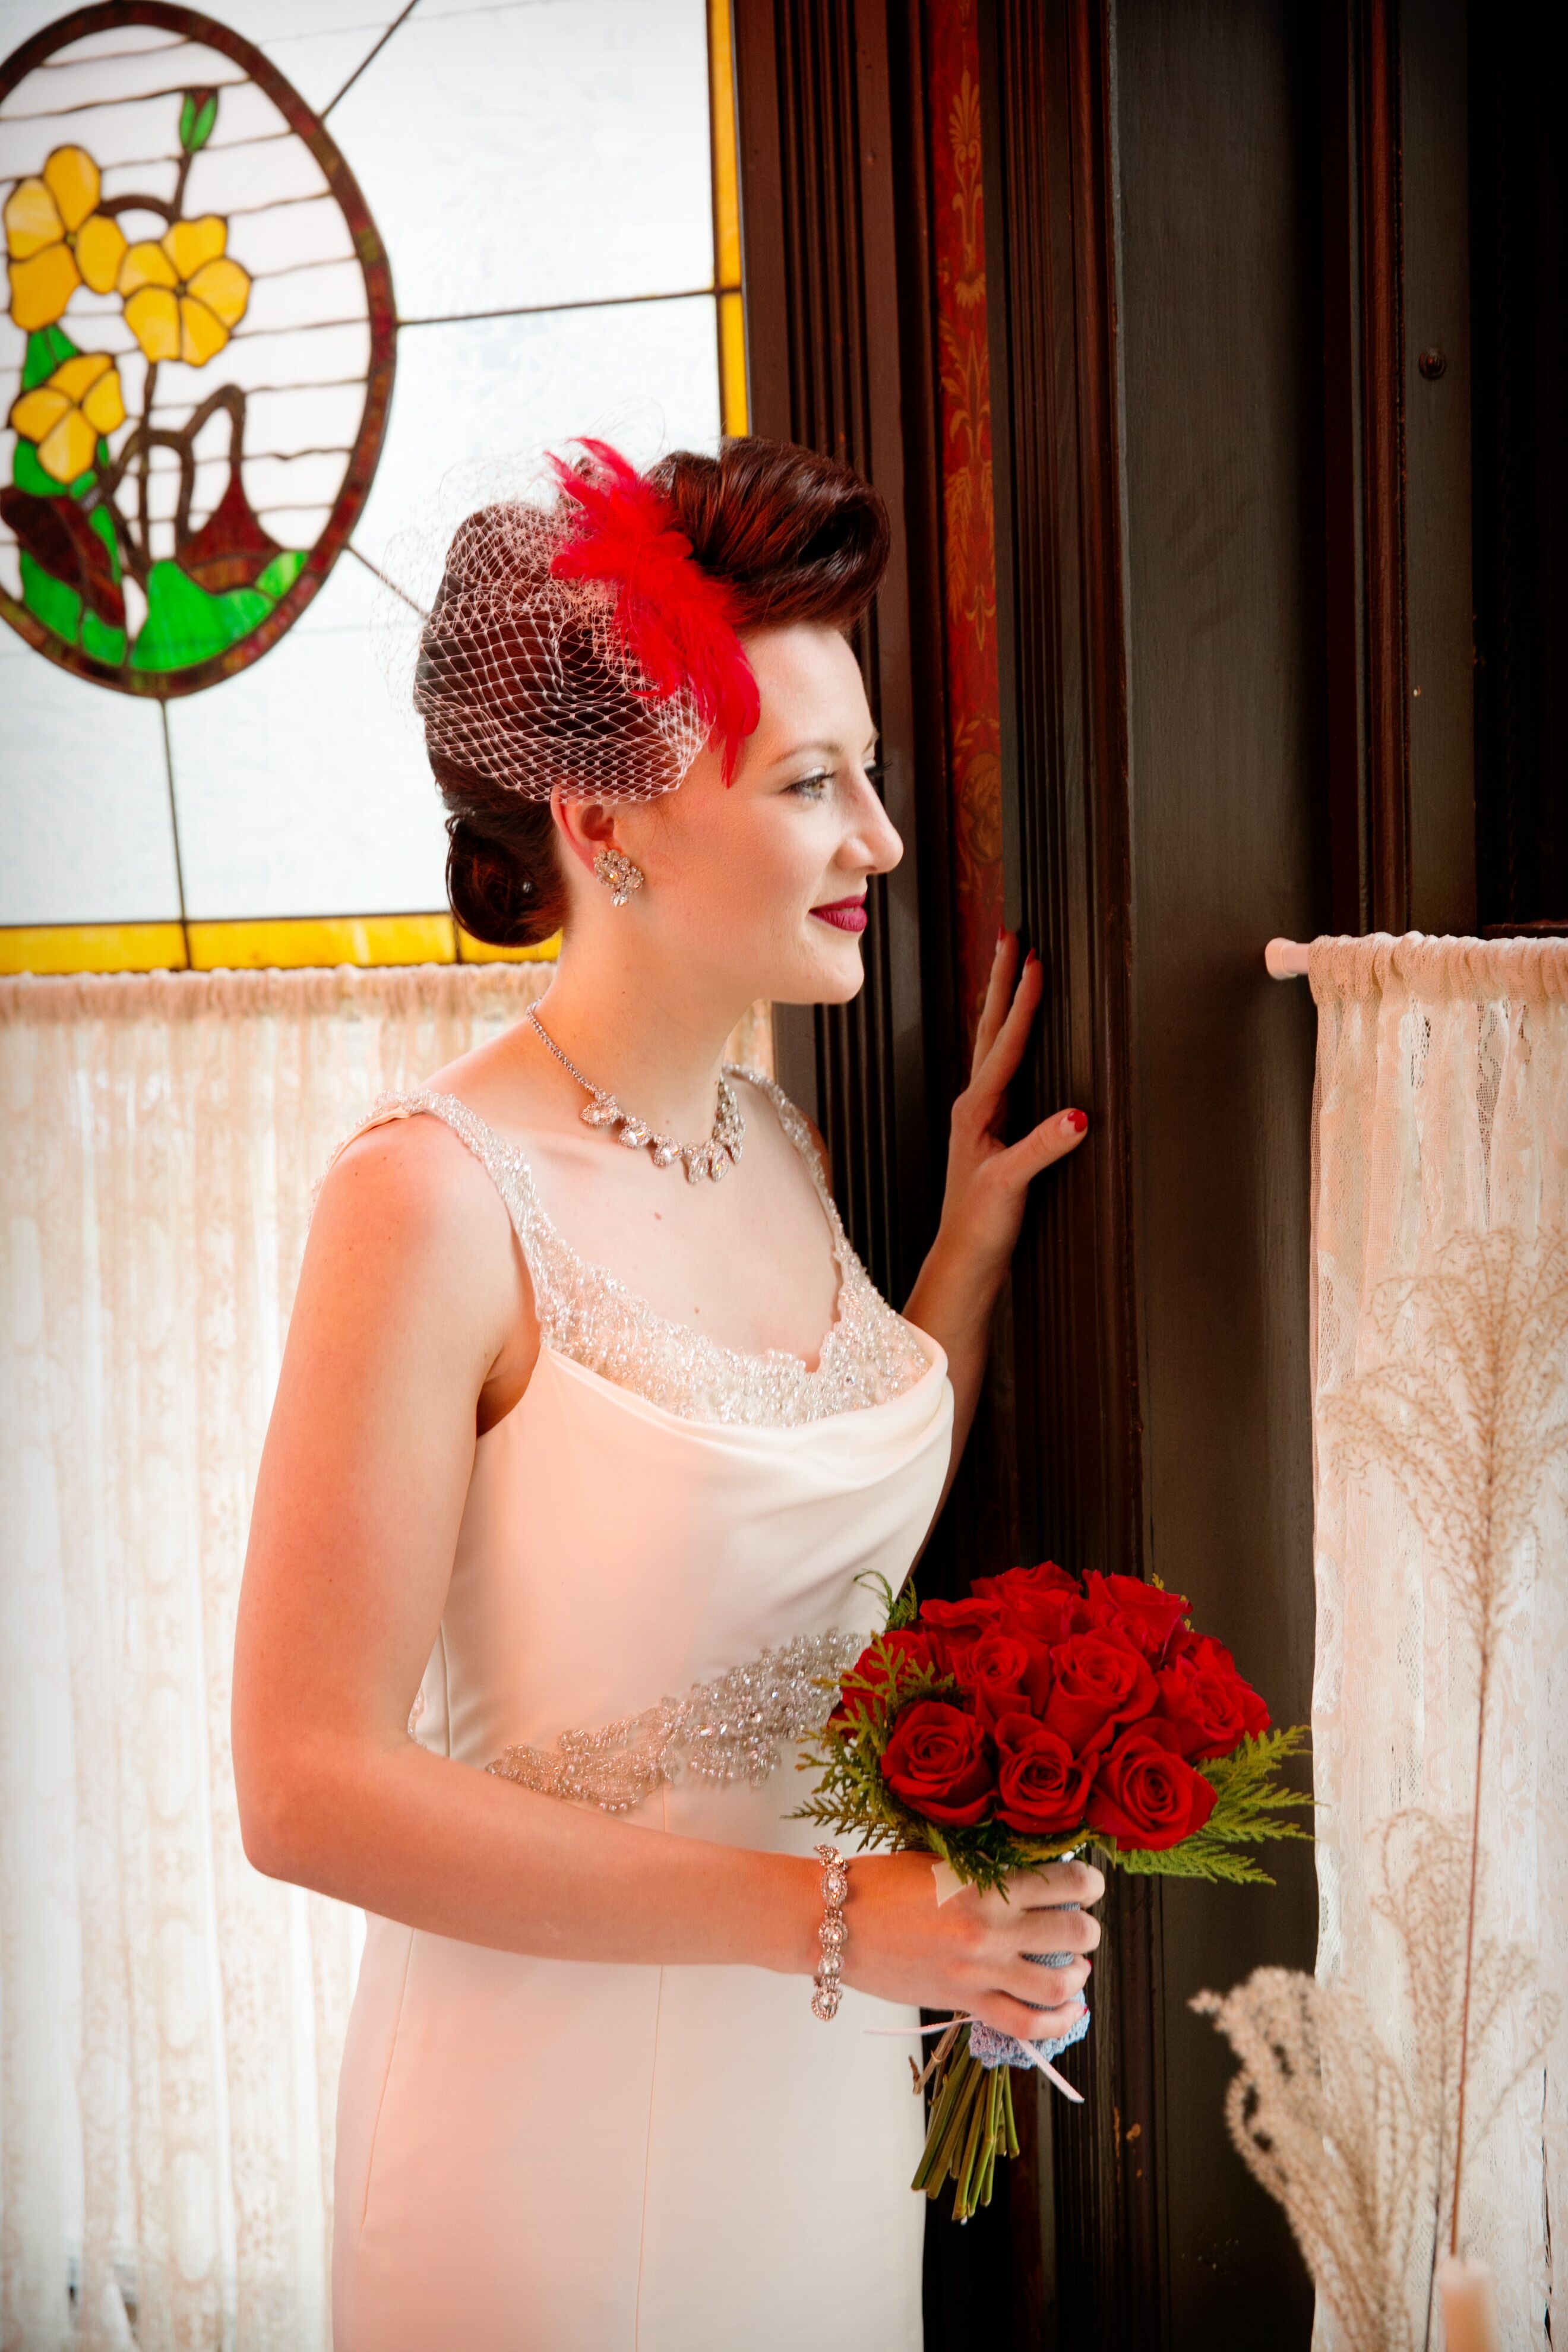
796,1562 -> 1309,2221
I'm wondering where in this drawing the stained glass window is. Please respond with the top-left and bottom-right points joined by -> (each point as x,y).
0,0 -> 744,972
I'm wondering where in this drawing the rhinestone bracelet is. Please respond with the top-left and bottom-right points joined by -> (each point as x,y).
810,1843 -> 851,2020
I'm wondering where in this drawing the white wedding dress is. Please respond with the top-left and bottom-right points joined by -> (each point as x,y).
330,1073 -> 954,2352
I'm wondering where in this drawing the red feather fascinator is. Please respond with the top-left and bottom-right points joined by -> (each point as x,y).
548,439 -> 760,782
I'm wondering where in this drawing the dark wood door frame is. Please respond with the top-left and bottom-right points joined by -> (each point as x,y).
976,2 -> 1161,2338
1322,0 -> 1414,933
732,0 -> 956,1307
736,1 -> 1160,2340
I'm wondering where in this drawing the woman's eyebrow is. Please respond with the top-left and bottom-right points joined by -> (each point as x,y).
767,733 -> 881,769
769,741 -> 838,765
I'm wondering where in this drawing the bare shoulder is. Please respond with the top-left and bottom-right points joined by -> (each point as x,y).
305,1109 -> 524,1352
320,1108 -> 508,1241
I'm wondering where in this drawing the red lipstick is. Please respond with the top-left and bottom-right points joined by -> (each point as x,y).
810,894 -> 868,934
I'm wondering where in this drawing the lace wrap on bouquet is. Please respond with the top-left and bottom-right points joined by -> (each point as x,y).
485,1631 -> 864,1813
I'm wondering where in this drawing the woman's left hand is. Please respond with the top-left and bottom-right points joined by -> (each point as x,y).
931,929 -> 1088,1303
903,931 -> 1088,1482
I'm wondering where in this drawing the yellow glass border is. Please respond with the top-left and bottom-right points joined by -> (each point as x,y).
0,916 -> 561,975
709,0 -> 748,434
0,922 -> 189,976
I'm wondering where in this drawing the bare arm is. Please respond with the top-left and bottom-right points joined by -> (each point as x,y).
232,1113 -> 1099,2037
904,932 -> 1089,1485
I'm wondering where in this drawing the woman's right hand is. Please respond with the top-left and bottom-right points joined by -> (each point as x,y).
839,1851 -> 1104,2040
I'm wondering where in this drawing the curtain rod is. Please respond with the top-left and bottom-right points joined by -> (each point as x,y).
1264,938 -> 1310,979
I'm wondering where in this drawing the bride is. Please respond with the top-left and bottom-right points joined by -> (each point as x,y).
233,435 -> 1101,2351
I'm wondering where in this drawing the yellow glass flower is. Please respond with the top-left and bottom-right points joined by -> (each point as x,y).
118,217 -> 249,366
8,352 -> 126,483
4,146 -> 128,331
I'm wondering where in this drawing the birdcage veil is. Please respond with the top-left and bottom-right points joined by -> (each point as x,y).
372,439 -> 758,804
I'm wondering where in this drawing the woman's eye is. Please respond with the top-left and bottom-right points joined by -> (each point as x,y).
789,771 -> 831,800
864,759 -> 886,788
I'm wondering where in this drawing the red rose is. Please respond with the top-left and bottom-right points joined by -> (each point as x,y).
1082,1572 -> 1190,1664
881,1699 -> 996,1826
829,1629 -> 941,1728
971,1561 -> 1086,1642
918,1595 -> 1007,1671
951,1629 -> 1034,1702
1086,1721 -> 1217,1850
1153,1639 -> 1270,1760
991,1712 -> 1099,1834
1037,1630 -> 1156,1753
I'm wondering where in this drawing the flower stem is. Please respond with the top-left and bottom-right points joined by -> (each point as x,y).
1001,2061 -> 1020,2158
954,2066 -> 990,2218
912,2047 -> 970,2195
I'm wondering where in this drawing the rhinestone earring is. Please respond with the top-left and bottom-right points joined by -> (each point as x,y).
592,847 -> 645,907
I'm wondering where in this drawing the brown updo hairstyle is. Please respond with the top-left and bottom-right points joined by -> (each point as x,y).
422,437 -> 891,950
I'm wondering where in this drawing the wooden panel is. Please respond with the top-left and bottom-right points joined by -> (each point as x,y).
1401,0 -> 1475,931
732,0 -> 949,1301
1321,0 -> 1406,931
1469,4 -> 1568,926
925,0 -> 1006,1048
1321,0 -> 1464,935
976,1 -> 1157,2338
1357,0 -> 1412,930
1114,0 -> 1324,2341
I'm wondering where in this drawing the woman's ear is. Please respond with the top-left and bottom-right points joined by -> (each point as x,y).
551,791 -> 622,880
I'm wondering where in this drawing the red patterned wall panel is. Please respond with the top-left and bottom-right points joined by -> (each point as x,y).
926,0 -> 1003,1044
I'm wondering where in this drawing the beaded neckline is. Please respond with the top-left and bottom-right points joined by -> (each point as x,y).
346,1071 -> 934,1429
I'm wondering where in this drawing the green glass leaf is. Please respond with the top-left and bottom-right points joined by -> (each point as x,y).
20,550 -> 81,646
213,583 -> 273,638
13,441 -> 97,500
80,608 -> 128,666
22,324 -> 79,392
179,88 -> 218,151
88,504 -> 122,581
132,558 -> 273,671
252,548 -> 308,601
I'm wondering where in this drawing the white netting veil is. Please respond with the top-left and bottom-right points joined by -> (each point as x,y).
372,450 -> 716,804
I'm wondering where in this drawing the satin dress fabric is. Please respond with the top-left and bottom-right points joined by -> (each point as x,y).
330,1082 -> 954,2352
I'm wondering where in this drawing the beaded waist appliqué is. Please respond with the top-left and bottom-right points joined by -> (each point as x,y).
483,1630 -> 862,1814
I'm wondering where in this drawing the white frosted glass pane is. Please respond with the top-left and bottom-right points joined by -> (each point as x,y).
225,1 -> 399,32
355,295 -> 722,589
166,567 -> 447,919
0,5 -> 369,118
327,1 -> 714,317
0,39 -> 249,189
0,650 -> 181,924
0,2 -> 123,49
226,10 -> 386,120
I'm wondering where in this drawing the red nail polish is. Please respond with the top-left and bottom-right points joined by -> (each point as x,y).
1025,949 -> 1039,967
1066,1109 -> 1088,1133
996,925 -> 1006,946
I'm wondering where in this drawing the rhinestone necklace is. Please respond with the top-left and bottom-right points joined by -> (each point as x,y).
526,1004 -> 744,1185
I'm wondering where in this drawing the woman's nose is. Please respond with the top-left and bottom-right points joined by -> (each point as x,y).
853,776 -> 903,874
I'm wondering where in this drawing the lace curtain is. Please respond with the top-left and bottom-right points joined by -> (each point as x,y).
1309,934 -> 1568,2343
0,964 -> 769,2351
